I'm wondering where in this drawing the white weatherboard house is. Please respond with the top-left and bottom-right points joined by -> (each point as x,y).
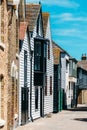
19,22 -> 30,125
60,52 -> 70,109
42,13 -> 54,115
26,4 -> 49,120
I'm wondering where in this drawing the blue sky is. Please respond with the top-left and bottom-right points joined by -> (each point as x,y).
27,0 -> 87,60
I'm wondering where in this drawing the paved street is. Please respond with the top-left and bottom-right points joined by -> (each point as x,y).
16,104 -> 87,130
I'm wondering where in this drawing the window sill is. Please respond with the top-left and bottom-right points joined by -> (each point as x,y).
16,53 -> 19,59
0,42 -> 5,51
0,119 -> 5,128
14,114 -> 18,120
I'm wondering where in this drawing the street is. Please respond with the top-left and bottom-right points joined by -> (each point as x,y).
16,104 -> 87,130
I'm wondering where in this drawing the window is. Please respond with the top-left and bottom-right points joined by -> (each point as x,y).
66,60 -> 68,73
50,76 -> 52,95
48,44 -> 50,59
34,41 -> 41,71
24,50 -> 27,87
44,43 -> 47,72
15,80 -> 18,113
44,43 -> 47,58
35,87 -> 38,110
68,82 -> 70,97
0,75 -> 4,119
1,2 -> 4,43
45,76 -> 47,96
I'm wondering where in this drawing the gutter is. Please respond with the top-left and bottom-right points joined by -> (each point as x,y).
30,50 -> 33,122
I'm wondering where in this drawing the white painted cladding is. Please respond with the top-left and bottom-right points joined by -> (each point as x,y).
44,17 -> 54,115
30,24 -> 41,119
19,32 -> 30,125
61,53 -> 70,107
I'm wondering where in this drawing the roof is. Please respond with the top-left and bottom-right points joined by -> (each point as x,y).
19,22 -> 28,40
26,4 -> 41,32
77,60 -> 87,70
42,12 -> 49,36
7,0 -> 19,5
52,41 -> 72,64
52,41 -> 63,64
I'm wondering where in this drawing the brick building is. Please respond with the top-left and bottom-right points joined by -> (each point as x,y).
0,0 -> 19,130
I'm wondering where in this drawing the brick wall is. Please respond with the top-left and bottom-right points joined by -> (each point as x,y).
0,1 -> 19,130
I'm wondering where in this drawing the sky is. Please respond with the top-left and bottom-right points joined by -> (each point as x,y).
26,0 -> 87,60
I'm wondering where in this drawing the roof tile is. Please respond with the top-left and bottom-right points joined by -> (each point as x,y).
42,13 -> 49,36
26,4 -> 41,31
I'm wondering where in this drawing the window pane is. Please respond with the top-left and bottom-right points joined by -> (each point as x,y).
35,88 -> 38,110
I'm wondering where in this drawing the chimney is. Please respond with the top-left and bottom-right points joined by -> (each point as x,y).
19,0 -> 26,21
81,54 -> 87,60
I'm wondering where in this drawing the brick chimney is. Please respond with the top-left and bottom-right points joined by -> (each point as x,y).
81,54 -> 87,60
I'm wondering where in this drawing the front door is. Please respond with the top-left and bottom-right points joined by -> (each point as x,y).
21,87 -> 29,125
40,87 -> 44,117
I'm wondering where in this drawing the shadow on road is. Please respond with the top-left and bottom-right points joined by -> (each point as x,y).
74,118 -> 87,122
68,107 -> 87,111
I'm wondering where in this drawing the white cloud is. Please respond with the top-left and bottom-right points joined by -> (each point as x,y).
51,13 -> 87,22
52,28 -> 87,40
26,0 -> 79,8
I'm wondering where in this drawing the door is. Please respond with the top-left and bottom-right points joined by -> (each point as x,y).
78,89 -> 82,104
40,87 -> 44,117
21,87 -> 29,125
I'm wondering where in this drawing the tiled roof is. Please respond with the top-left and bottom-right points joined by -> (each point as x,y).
42,13 -> 49,36
8,0 -> 13,2
19,22 -> 28,40
7,0 -> 19,4
52,41 -> 63,64
77,60 -> 87,70
26,4 -> 41,31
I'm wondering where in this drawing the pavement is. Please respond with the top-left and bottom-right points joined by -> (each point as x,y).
16,104 -> 87,130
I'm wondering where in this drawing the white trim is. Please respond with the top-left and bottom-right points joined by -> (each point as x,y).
0,42 -> 5,49
16,53 -> 19,59
14,114 -> 18,120
0,119 -> 5,127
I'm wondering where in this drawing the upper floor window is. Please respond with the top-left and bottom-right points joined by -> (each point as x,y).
48,44 -> 50,59
50,76 -> 52,95
34,41 -> 41,71
66,60 -> 69,73
45,76 -> 47,96
24,50 -> 27,87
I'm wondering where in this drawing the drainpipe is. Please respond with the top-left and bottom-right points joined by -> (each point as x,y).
30,50 -> 33,122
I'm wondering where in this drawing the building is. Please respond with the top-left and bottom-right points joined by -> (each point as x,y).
69,58 -> 77,108
0,0 -> 19,130
77,54 -> 87,104
19,22 -> 30,125
60,51 -> 70,109
42,13 -> 54,115
52,41 -> 63,112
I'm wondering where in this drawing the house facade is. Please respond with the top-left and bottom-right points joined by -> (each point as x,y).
52,41 -> 63,112
42,13 -> 54,115
68,58 -> 77,108
19,22 -> 30,125
60,52 -> 70,109
0,0 -> 19,130
60,51 -> 77,109
77,54 -> 87,104
18,3 -> 54,125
